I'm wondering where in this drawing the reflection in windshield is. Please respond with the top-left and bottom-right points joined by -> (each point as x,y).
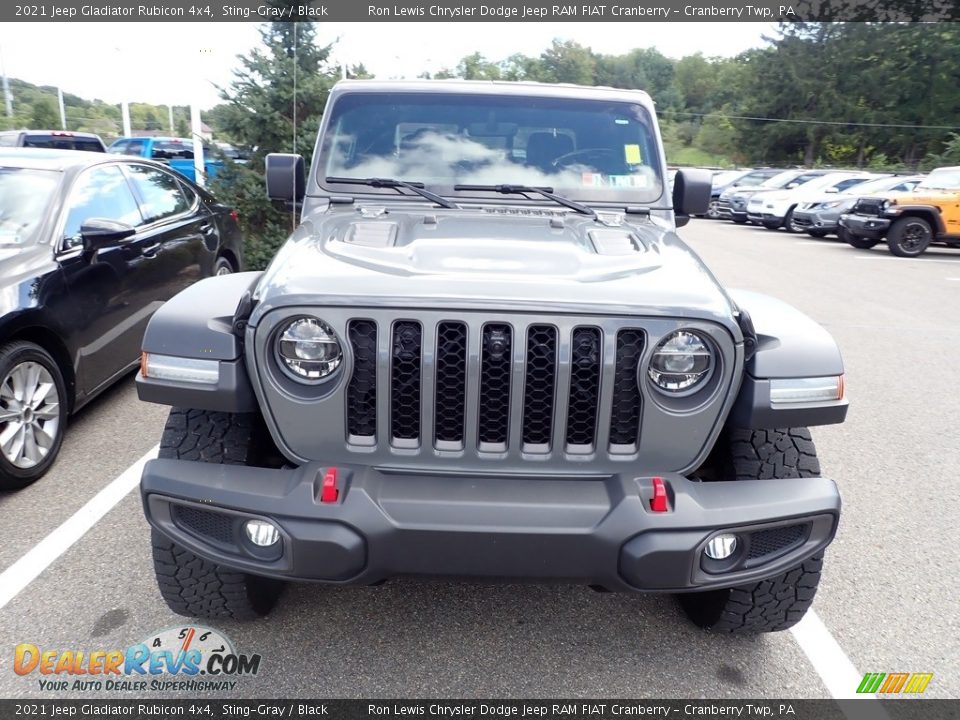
322,92 -> 663,203
0,168 -> 60,245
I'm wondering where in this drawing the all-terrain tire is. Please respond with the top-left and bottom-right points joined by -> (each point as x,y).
679,427 -> 824,633
150,408 -> 284,620
887,216 -> 933,257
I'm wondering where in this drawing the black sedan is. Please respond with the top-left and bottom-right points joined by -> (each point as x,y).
0,149 -> 243,489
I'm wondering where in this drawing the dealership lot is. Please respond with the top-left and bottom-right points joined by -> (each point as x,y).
0,219 -> 956,699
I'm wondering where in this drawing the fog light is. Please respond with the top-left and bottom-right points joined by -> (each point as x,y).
244,519 -> 280,547
705,533 -> 738,560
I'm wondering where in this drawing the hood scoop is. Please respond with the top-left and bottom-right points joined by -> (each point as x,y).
343,221 -> 398,248
588,229 -> 644,255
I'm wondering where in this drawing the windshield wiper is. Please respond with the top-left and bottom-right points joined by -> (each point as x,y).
326,176 -> 459,209
454,183 -> 597,218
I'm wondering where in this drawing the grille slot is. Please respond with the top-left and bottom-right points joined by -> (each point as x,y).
391,321 -> 422,444
566,327 -> 602,450
173,506 -> 234,545
609,329 -> 645,450
748,524 -> 808,560
346,320 -> 377,440
522,325 -> 557,451
478,324 -> 512,448
434,321 -> 468,447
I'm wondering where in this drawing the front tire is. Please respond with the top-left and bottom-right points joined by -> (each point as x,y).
806,229 -> 828,238
783,207 -> 800,233
679,428 -> 824,633
150,409 -> 284,620
887,216 -> 933,257
0,341 -> 68,491
706,200 -> 722,219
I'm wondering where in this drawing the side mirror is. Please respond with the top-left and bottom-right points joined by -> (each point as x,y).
786,182 -> 798,189
672,168 -> 712,227
266,153 -> 305,202
80,219 -> 136,253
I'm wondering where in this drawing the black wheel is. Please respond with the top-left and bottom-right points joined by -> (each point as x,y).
214,256 -> 234,276
806,229 -> 828,238
679,428 -> 824,633
783,207 -> 800,233
845,234 -> 880,250
705,200 -> 722,220
151,409 -> 284,620
761,219 -> 781,230
0,341 -> 68,491
887,216 -> 933,257
732,216 -> 747,225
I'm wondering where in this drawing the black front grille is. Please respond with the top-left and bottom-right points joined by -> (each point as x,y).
852,198 -> 883,216
748,524 -> 807,560
346,320 -> 377,438
566,327 -> 602,448
478,324 -> 512,446
522,325 -> 557,448
342,318 -> 646,458
609,329 -> 644,448
435,322 -> 468,446
174,506 -> 234,545
391,321 -> 422,442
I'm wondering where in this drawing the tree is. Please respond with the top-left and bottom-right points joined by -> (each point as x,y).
30,96 -> 60,129
209,14 -> 340,270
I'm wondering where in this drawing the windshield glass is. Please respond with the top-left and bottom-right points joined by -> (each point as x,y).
0,167 -> 60,245
842,176 -> 899,195
320,91 -> 664,203
917,167 -> 960,190
760,171 -> 801,189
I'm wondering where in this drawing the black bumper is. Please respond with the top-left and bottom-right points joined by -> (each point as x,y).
839,213 -> 891,240
142,460 -> 840,592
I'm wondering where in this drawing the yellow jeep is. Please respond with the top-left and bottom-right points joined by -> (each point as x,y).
839,166 -> 960,256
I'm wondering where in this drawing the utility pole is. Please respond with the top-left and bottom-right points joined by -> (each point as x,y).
0,46 -> 12,118
57,87 -> 66,130
168,105 -> 174,134
121,101 -> 131,137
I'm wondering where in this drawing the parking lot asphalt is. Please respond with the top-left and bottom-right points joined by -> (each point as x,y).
0,220 -> 956,699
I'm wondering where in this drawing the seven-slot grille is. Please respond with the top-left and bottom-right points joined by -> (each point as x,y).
346,319 -> 646,455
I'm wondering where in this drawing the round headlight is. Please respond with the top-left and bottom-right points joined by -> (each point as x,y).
276,318 -> 342,381
647,331 -> 713,394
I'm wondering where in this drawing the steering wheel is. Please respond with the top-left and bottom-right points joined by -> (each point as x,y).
552,147 -> 619,170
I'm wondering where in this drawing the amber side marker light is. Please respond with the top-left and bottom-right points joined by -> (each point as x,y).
769,375 -> 844,404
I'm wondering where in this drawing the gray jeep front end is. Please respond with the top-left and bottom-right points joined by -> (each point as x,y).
137,80 -> 846,596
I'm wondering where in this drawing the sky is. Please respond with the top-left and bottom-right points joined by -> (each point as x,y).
0,22 -> 776,109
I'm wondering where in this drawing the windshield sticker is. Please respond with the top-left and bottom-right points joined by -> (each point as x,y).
624,144 -> 642,164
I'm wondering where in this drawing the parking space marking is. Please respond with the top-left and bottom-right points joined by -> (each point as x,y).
0,444 -> 158,611
854,255 -> 960,264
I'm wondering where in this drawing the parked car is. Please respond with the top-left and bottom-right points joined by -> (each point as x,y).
747,172 -> 878,231
791,175 -> 924,239
703,168 -> 781,219
0,130 -> 106,152
108,136 -> 222,183
718,170 -> 829,223
137,80 -> 847,634
840,166 -> 960,256
0,148 -> 243,489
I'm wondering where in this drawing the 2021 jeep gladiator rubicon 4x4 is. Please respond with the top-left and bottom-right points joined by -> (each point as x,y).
840,165 -> 960,257
136,80 -> 847,633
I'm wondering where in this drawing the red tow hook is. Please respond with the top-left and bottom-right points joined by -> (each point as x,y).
650,476 -> 669,513
320,467 -> 339,504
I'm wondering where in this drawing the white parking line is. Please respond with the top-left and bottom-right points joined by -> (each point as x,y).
790,610 -> 863,699
0,444 -> 158,611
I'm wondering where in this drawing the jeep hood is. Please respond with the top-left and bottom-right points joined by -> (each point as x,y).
251,207 -> 738,327
882,189 -> 956,206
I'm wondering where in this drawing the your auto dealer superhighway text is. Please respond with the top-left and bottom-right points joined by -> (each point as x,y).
368,4 -> 785,18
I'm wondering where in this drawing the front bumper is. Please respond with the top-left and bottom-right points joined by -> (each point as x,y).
142,460 -> 840,593
839,213 -> 891,240
791,210 -> 839,233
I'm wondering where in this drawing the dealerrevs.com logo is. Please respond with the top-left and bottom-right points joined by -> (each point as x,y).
13,626 -> 261,692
